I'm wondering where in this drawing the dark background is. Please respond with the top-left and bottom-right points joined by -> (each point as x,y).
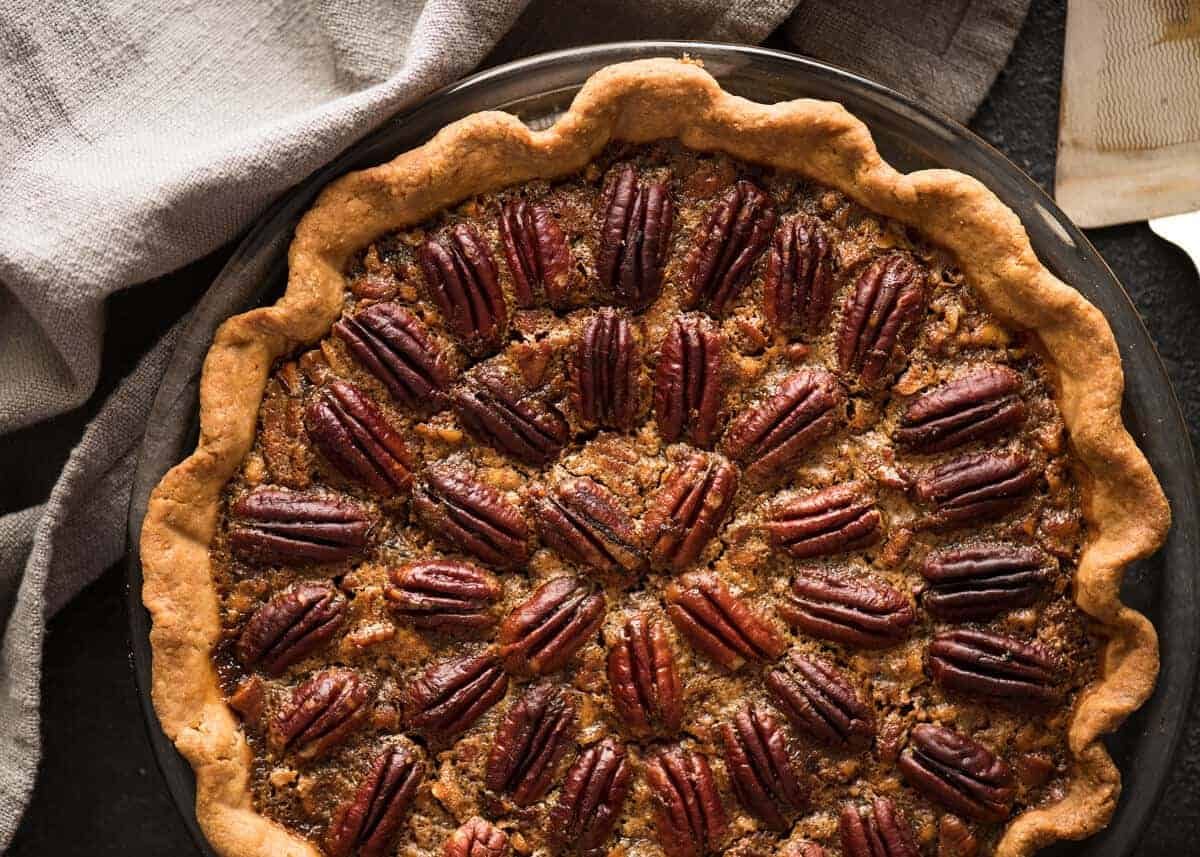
7,1 -> 1200,854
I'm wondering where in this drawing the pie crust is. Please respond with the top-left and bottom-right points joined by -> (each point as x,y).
140,58 -> 1170,857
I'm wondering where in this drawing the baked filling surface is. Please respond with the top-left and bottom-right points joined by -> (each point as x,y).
211,141 -> 1099,857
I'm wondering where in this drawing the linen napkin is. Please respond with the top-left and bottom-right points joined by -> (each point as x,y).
0,0 -> 1029,845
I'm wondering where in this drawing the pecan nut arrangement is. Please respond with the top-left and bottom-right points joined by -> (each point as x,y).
142,61 -> 1168,857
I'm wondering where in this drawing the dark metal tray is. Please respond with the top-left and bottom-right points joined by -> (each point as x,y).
125,42 -> 1199,857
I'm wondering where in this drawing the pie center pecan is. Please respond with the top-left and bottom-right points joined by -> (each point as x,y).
215,142 -> 1095,857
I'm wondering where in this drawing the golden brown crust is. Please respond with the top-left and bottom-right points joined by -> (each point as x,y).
140,58 -> 1169,857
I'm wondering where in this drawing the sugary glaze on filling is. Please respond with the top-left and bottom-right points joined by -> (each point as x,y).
209,142 -> 1095,857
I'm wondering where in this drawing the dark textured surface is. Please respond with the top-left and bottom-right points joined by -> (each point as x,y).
8,2 -> 1199,854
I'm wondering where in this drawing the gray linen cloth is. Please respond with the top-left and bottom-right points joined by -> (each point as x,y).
0,0 -> 1029,845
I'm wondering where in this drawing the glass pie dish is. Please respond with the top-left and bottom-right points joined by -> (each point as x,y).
125,42 -> 1199,857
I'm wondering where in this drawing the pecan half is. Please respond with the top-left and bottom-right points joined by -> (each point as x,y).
269,668 -> 372,759
444,818 -> 509,857
938,815 -> 979,857
597,164 -> 674,310
765,483 -> 881,559
898,724 -> 1015,821
306,381 -> 414,496
333,302 -> 454,409
644,746 -> 729,857
721,706 -> 807,830
839,797 -> 919,857
782,568 -> 915,648
837,254 -> 926,385
499,199 -> 571,307
237,582 -> 347,675
764,214 -> 835,336
607,614 -> 683,736
261,371 -> 311,487
921,543 -> 1052,621
412,467 -> 529,568
573,309 -> 641,430
914,452 -> 1037,526
928,629 -> 1060,702
498,577 -> 606,675
229,488 -> 371,565
228,676 -> 265,726
530,477 -> 645,575
666,571 -> 785,671
485,684 -> 577,805
654,314 -> 725,447
405,652 -> 508,741
644,452 -> 739,572
452,370 -> 569,466
683,180 -> 776,316
548,738 -> 633,856
420,223 -> 507,353
766,653 -> 874,747
326,744 -> 425,857
1014,752 -> 1055,788
895,366 -> 1025,452
385,560 -> 501,632
721,368 -> 845,485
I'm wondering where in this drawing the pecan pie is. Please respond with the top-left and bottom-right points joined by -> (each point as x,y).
141,59 -> 1169,857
